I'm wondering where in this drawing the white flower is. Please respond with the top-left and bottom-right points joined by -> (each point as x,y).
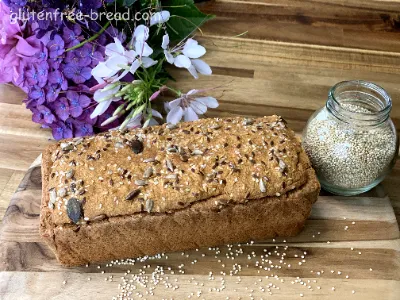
162,35 -> 211,79
165,89 -> 219,124
125,108 -> 163,128
92,28 -> 157,84
150,11 -> 170,26
90,84 -> 122,119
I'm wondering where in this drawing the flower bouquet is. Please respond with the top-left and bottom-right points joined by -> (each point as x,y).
0,0 -> 218,140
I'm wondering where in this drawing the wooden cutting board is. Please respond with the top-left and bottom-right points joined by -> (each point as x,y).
0,156 -> 399,300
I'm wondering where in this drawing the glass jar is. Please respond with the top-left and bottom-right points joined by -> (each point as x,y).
302,80 -> 398,196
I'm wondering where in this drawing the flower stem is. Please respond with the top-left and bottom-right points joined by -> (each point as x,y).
66,21 -> 111,52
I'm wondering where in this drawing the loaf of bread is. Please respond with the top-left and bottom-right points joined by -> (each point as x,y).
40,115 -> 320,266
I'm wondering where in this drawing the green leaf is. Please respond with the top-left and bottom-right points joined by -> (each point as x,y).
163,0 -> 215,41
124,0 -> 137,6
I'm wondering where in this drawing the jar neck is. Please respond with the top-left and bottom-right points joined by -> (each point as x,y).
326,80 -> 392,127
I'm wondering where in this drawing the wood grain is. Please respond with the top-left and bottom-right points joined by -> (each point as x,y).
1,1 -> 400,298
0,158 -> 399,299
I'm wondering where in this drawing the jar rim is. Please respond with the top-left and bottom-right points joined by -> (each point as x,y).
327,80 -> 392,126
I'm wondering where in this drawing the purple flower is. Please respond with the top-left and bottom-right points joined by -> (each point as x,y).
73,121 -> 93,137
65,46 -> 92,67
50,121 -> 73,140
28,86 -> 46,105
89,51 -> 104,68
48,56 -> 62,69
77,109 -> 97,125
47,34 -> 64,58
66,91 -> 91,117
45,85 -> 60,102
48,70 -> 68,90
63,24 -> 82,45
35,44 -> 48,61
63,64 -> 92,84
37,105 -> 56,124
53,97 -> 70,121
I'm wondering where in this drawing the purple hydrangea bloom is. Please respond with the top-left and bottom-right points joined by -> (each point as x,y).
35,43 -> 49,61
89,51 -> 104,68
63,64 -> 92,84
48,70 -> 68,90
37,105 -> 56,124
50,121 -> 73,140
73,121 -> 94,137
47,34 -> 64,58
53,97 -> 70,121
66,91 -> 91,117
28,86 -> 46,105
45,85 -> 60,103
65,45 -> 92,67
63,24 -> 82,45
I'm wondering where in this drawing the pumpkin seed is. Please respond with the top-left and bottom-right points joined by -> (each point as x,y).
143,167 -> 154,179
57,188 -> 67,198
130,140 -> 144,154
49,188 -> 57,203
126,189 -> 141,200
145,199 -> 154,213
259,179 -> 267,193
135,179 -> 148,186
67,198 -> 82,224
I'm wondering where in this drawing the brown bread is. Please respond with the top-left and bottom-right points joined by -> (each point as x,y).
40,116 -> 320,266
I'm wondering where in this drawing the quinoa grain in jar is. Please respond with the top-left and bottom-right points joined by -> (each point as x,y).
302,80 -> 398,196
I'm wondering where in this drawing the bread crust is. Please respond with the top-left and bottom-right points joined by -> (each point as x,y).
40,116 -> 320,266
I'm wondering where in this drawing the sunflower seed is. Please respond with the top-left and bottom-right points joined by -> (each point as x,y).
167,147 -> 178,153
165,174 -> 177,180
92,214 -> 107,221
131,140 -> 144,154
48,202 -> 54,209
191,150 -> 203,156
243,118 -> 254,126
279,159 -> 287,173
165,159 -> 174,172
73,138 -> 83,146
259,179 -> 267,193
57,188 -> 67,198
143,157 -> 156,163
126,189 -> 141,200
210,124 -> 221,130
67,198 -> 82,224
115,142 -> 124,148
143,167 -> 154,179
134,179 -> 148,186
49,188 -> 57,203
61,143 -> 74,151
166,123 -> 177,129
145,199 -> 154,213
66,169 -> 75,179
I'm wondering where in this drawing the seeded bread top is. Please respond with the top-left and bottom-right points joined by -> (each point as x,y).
44,115 -> 311,226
